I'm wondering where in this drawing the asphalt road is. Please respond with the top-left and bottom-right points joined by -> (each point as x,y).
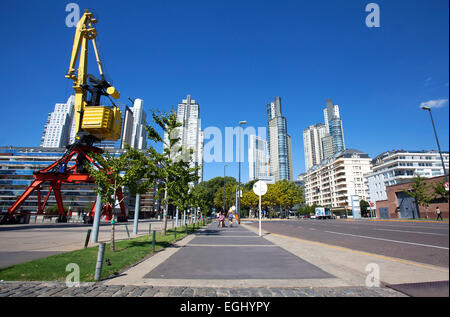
245,219 -> 449,268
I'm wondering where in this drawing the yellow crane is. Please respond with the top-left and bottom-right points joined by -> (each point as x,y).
65,9 -> 122,146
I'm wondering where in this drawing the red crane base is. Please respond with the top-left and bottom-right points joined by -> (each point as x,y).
4,145 -> 127,224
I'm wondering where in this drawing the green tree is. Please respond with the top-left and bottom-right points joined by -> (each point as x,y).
146,108 -> 199,235
191,177 -> 237,215
433,180 -> 449,203
271,180 -> 303,218
360,200 -> 370,217
214,183 -> 238,212
403,175 -> 432,219
86,146 -> 156,250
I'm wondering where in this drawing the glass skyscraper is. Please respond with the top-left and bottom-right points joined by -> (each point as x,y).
323,99 -> 345,156
267,97 -> 293,181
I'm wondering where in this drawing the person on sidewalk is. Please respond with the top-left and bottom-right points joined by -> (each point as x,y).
436,207 -> 443,221
218,211 -> 226,228
227,207 -> 234,227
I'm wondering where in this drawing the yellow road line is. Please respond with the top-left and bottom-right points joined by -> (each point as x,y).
343,219 -> 448,224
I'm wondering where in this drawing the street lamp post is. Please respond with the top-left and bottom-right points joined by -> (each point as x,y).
223,164 -> 228,213
421,106 -> 448,182
238,120 -> 247,224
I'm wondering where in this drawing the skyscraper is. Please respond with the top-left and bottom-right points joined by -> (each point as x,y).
165,95 -> 204,183
41,95 -> 75,148
248,134 -> 270,181
303,123 -> 327,171
267,97 -> 293,181
323,99 -> 345,156
119,99 -> 147,150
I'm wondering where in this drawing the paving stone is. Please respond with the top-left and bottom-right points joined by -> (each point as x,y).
141,287 -> 159,297
168,287 -> 186,297
268,288 -> 284,297
153,287 -> 171,297
0,282 -> 407,297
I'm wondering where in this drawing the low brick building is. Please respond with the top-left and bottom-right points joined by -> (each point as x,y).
375,176 -> 448,219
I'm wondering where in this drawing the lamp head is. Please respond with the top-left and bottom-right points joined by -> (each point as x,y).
239,121 -> 247,125
421,105 -> 431,111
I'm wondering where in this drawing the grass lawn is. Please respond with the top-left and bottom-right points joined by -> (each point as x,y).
0,222 -> 209,282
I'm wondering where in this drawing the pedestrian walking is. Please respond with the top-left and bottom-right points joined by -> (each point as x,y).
218,211 -> 225,228
436,206 -> 443,221
227,207 -> 234,227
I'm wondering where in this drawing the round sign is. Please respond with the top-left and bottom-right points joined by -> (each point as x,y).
253,180 -> 268,196
445,182 -> 449,191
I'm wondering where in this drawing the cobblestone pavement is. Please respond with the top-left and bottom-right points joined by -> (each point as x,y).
0,281 -> 407,297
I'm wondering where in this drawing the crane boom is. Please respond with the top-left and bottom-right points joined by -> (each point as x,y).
65,9 -> 122,146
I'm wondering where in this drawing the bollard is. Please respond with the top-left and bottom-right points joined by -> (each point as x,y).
125,225 -> 130,239
152,230 -> 156,252
94,242 -> 106,281
84,229 -> 92,248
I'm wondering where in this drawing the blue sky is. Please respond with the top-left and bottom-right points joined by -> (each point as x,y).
0,0 -> 448,183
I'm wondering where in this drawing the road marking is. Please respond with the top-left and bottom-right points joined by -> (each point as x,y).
240,224 -> 449,272
264,232 -> 448,272
325,231 -> 449,250
374,228 -> 449,236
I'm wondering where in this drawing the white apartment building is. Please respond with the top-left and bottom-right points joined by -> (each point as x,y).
366,150 -> 450,203
165,95 -> 204,183
303,123 -> 327,171
304,149 -> 372,208
40,95 -> 75,148
130,99 -> 147,150
249,135 -> 270,181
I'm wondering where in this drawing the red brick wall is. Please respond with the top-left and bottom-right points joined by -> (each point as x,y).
375,176 -> 449,219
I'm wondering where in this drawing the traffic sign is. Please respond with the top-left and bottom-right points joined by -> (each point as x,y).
253,180 -> 267,237
253,180 -> 268,196
445,182 -> 449,191
370,202 -> 375,208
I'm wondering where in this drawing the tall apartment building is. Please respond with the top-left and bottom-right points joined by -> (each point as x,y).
164,95 -> 204,183
303,123 -> 327,171
267,97 -> 293,182
304,149 -> 372,208
248,135 -> 270,182
322,99 -> 345,158
40,95 -> 76,148
366,150 -> 450,203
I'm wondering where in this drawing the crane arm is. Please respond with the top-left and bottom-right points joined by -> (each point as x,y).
65,10 -> 121,145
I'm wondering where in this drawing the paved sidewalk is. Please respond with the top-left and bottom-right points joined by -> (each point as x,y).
0,281 -> 405,297
0,222 -> 409,297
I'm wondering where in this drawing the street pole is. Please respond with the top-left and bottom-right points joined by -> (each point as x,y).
259,193 -> 262,237
423,107 -> 448,182
133,193 -> 140,235
238,121 -> 247,224
223,164 -> 227,213
91,193 -> 102,243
